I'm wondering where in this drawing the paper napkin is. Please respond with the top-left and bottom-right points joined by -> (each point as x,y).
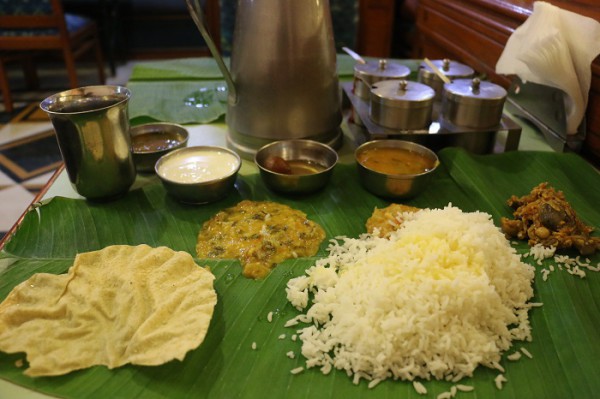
496,1 -> 600,134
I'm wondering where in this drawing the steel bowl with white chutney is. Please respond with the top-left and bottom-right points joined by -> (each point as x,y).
155,146 -> 241,204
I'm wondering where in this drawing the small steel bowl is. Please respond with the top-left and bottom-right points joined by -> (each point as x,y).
369,80 -> 435,130
130,122 -> 189,173
255,140 -> 338,194
355,140 -> 439,199
155,146 -> 241,204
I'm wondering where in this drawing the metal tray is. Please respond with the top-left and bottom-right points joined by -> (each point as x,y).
343,82 -> 522,154
505,78 -> 586,153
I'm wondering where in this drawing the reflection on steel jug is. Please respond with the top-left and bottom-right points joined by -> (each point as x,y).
40,85 -> 136,200
186,0 -> 342,159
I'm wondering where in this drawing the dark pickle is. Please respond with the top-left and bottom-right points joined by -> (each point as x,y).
132,132 -> 181,153
263,156 -> 326,175
264,156 -> 292,174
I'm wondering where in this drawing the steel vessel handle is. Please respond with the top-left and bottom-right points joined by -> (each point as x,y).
186,0 -> 237,104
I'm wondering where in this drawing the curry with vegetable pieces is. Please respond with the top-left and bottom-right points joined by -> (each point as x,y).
196,200 -> 326,278
501,182 -> 600,255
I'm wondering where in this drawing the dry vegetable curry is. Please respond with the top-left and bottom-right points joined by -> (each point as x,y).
501,182 -> 600,255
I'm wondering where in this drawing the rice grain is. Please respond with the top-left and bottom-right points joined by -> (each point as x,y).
494,374 -> 507,390
286,205 -> 535,385
413,381 -> 427,395
520,347 -> 533,358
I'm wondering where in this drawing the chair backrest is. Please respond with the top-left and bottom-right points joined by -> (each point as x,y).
0,0 -> 70,49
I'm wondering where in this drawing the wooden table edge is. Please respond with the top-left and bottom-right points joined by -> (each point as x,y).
0,163 -> 65,251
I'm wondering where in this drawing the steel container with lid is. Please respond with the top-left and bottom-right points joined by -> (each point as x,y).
353,59 -> 411,100
418,59 -> 474,100
369,80 -> 435,130
441,78 -> 507,129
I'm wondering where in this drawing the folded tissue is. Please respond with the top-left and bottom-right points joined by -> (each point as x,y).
496,1 -> 600,134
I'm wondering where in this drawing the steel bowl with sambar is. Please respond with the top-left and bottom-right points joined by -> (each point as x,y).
255,140 -> 338,194
355,140 -> 439,199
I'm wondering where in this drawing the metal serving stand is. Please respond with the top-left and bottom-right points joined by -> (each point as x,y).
504,78 -> 586,153
343,82 -> 522,154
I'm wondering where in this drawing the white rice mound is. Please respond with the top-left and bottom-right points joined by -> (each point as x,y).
285,205 -> 536,383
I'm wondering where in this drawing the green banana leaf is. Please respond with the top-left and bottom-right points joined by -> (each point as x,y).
127,54 -> 382,82
1,148 -> 599,399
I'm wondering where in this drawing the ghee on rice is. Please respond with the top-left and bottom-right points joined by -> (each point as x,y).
285,205 -> 536,383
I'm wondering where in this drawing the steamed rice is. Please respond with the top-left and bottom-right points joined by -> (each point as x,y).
285,205 -> 536,384
524,243 -> 600,280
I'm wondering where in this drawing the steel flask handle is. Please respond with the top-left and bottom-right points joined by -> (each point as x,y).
186,0 -> 238,104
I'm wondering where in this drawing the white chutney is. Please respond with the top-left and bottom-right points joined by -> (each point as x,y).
158,148 -> 240,183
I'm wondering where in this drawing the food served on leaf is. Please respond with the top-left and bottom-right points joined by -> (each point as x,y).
0,245 -> 217,377
263,156 -> 328,175
501,182 -> 600,255
365,203 -> 420,237
131,130 -> 182,152
196,200 -> 326,279
286,205 -> 536,386
356,145 -> 437,175
263,156 -> 292,174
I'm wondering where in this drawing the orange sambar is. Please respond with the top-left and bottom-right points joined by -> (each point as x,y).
357,147 -> 435,175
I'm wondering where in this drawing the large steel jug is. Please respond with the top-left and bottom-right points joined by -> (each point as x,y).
187,0 -> 342,158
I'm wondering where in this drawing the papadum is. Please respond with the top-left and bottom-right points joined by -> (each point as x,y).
0,244 -> 217,377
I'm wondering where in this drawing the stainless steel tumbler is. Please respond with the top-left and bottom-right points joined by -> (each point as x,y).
40,85 -> 136,200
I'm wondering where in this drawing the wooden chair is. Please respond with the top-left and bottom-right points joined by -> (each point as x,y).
0,0 -> 106,112
0,52 -> 40,112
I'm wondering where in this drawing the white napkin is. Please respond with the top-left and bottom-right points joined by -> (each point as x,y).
496,1 -> 600,134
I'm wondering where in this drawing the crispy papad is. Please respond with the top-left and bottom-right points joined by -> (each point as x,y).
0,245 -> 217,377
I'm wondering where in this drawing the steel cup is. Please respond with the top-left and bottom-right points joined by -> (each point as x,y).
40,86 -> 136,200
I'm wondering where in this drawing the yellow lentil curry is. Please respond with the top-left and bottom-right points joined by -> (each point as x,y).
365,203 -> 421,237
196,200 -> 326,279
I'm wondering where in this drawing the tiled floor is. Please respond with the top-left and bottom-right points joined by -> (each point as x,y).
0,61 -> 135,240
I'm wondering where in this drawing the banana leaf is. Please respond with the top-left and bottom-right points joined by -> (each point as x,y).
1,148 -> 599,399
